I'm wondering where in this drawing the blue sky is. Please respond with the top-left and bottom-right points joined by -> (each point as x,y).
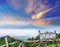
0,0 -> 60,35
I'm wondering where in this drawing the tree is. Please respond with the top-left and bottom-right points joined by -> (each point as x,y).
27,37 -> 35,40
56,33 -> 60,39
35,35 -> 39,40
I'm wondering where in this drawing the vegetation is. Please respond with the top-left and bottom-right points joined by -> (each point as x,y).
7,37 -> 16,43
56,33 -> 60,39
0,37 -> 20,47
9,42 -> 20,47
0,33 -> 60,47
0,38 -> 6,46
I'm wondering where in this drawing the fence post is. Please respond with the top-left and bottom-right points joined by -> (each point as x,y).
39,30 -> 41,47
44,42 -> 48,47
54,31 -> 58,47
5,37 -> 9,47
54,41 -> 58,47
18,42 -> 24,47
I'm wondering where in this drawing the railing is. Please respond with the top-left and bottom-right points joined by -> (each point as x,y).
0,37 -> 24,47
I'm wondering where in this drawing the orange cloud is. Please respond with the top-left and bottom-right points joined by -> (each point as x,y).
28,19 -> 51,26
25,0 -> 52,19
0,16 -> 29,25
25,0 -> 57,19
5,16 -> 51,26
3,16 -> 17,22
32,8 -> 52,19
0,15 -> 51,26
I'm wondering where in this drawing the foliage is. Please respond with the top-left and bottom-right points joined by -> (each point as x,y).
56,33 -> 60,39
30,42 -> 38,47
27,37 -> 35,40
0,37 -> 20,47
9,42 -> 20,47
0,38 -> 6,46
35,35 -> 39,40
24,42 -> 30,47
7,37 -> 16,43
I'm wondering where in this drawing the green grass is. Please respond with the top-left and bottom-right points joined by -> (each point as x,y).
0,38 -> 6,46
49,44 -> 55,47
7,37 -> 16,43
58,43 -> 60,47
9,41 -> 20,47
48,43 -> 60,47
0,37 -> 20,47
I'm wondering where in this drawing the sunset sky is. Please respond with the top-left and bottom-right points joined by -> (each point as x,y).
0,0 -> 60,37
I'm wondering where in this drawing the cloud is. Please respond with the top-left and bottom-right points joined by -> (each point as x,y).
35,18 -> 60,26
27,18 -> 60,26
32,8 -> 52,19
37,18 -> 60,26
25,0 -> 58,19
25,0 -> 33,14
0,15 -> 52,26
25,0 -> 52,13
0,16 -> 29,26
7,0 -> 59,20
29,19 -> 51,26
7,0 -> 21,10
0,29 -> 38,37
0,16 -> 52,29
0,15 -> 60,28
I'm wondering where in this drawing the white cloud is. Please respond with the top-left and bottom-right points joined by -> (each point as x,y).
0,29 -> 38,37
0,21 -> 29,26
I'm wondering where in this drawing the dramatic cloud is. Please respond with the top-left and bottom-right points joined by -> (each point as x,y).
0,0 -> 59,27
0,15 -> 60,27
31,8 -> 52,19
7,0 -> 59,20
25,0 -> 58,19
0,15 -> 51,26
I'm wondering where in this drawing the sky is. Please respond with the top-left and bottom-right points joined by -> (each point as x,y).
0,0 -> 60,37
